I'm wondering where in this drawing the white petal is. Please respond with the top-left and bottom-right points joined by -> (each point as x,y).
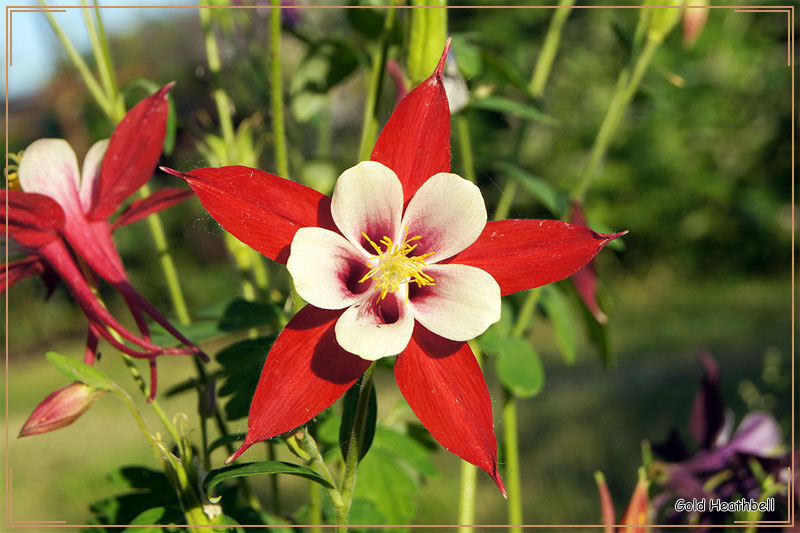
18,139 -> 85,218
335,290 -> 415,360
408,263 -> 500,342
79,139 -> 109,213
287,226 -> 372,310
401,173 -> 486,263
331,161 -> 403,255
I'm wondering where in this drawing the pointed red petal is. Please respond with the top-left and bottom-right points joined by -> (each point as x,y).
371,46 -> 451,204
111,187 -> 193,231
89,83 -> 172,220
446,219 -> 626,296
394,324 -> 505,496
1,190 -> 65,247
2,255 -> 45,293
227,305 -> 370,463
163,166 -> 334,264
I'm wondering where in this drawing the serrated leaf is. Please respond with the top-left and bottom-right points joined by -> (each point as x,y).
45,351 -> 113,391
541,285 -> 578,365
373,428 -> 439,477
470,95 -> 559,126
339,377 -> 377,463
204,462 -> 334,501
496,162 -> 569,217
494,338 -> 544,398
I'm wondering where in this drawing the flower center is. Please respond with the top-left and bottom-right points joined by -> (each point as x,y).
359,227 -> 435,301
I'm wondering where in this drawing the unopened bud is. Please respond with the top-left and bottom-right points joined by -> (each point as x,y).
407,0 -> 448,84
683,0 -> 709,48
19,382 -> 104,437
644,0 -> 684,44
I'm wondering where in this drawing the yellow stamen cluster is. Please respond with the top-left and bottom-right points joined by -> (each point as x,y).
359,227 -> 435,301
7,172 -> 20,190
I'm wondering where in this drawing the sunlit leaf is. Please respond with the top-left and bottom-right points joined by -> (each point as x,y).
204,461 -> 334,502
494,338 -> 545,398
45,351 -> 113,391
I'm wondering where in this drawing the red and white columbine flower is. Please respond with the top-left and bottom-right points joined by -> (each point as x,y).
166,44 -> 624,494
287,160 -> 500,360
3,85 -> 204,399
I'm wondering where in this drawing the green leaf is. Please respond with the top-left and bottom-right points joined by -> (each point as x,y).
122,507 -> 176,532
494,338 -> 544,398
541,285 -> 578,365
339,377 -> 377,462
291,39 -> 360,122
90,468 -> 180,526
352,448 -> 417,527
45,351 -> 113,391
470,95 -> 560,126
450,34 -> 483,78
372,428 -> 439,477
216,336 -> 275,420
496,162 -> 569,217
204,461 -> 334,502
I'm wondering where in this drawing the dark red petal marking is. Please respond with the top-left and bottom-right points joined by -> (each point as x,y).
111,187 -> 194,231
446,219 -> 626,296
371,44 -> 451,204
1,190 -> 65,247
227,305 -> 370,463
89,83 -> 172,220
394,323 -> 506,496
163,166 -> 335,264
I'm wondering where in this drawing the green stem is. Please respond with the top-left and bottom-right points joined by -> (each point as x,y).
138,184 -> 193,325
267,441 -> 281,515
300,428 -> 344,528
357,6 -> 397,162
118,352 -> 182,444
492,180 -> 518,222
458,341 -> 484,530
529,0 -> 575,98
199,2 -> 236,159
309,482 -> 322,533
456,115 -> 476,183
337,364 -> 376,532
270,0 -> 290,177
40,3 -> 114,118
503,391 -> 522,532
574,36 -> 660,202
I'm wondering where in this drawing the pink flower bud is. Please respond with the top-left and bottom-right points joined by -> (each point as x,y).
19,382 -> 104,437
683,0 -> 710,48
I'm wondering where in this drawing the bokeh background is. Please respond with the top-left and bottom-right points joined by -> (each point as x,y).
4,0 -> 794,528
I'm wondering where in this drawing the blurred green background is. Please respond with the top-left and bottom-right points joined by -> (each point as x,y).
5,1 -> 793,528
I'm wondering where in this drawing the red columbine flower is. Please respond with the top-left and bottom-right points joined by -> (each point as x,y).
165,43 -> 623,494
2,85 -> 205,398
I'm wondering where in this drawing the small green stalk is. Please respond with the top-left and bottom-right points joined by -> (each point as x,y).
458,341 -> 484,530
574,34 -> 661,202
529,0 -> 575,98
503,392 -> 522,532
270,0 -> 290,177
39,3 -> 114,118
200,2 -> 236,158
456,115 -> 476,183
357,5 -> 397,162
337,364 -> 376,532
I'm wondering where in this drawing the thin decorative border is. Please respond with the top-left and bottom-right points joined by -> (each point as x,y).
3,2 -> 795,530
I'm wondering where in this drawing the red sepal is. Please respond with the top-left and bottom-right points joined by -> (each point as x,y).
2,255 -> 45,293
164,166 -> 335,264
371,44 -> 451,204
395,324 -> 506,496
1,190 -> 65,247
111,187 -> 193,231
569,202 -> 607,323
227,305 -> 370,463
89,83 -> 172,220
595,472 -> 616,533
447,219 -> 626,296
